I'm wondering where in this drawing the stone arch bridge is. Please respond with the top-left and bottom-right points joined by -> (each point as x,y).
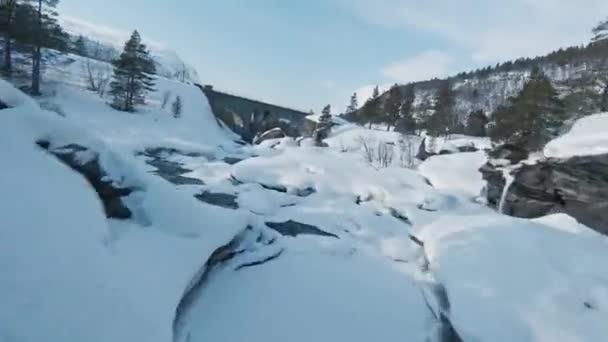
197,84 -> 316,142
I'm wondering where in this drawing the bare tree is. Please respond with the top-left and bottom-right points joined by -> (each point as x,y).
355,135 -> 376,165
376,141 -> 394,168
398,134 -> 416,168
84,59 -> 111,98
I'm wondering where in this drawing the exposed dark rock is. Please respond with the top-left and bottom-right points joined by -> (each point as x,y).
487,143 -> 529,164
195,191 -> 239,209
140,147 -> 204,158
253,127 -> 286,145
457,144 -> 479,153
479,163 -> 508,209
0,99 -> 9,110
481,153 -> 608,235
222,156 -> 244,165
389,208 -> 412,225
416,138 -> 432,161
37,141 -> 134,219
234,249 -> 284,271
173,227 -> 282,342
228,175 -> 243,186
147,158 -> 205,185
260,183 -> 288,193
266,220 -> 338,238
257,182 -> 315,197
138,147 -> 205,186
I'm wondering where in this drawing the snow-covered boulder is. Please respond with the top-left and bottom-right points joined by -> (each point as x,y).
253,127 -> 286,145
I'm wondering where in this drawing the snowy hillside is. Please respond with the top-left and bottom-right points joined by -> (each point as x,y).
60,16 -> 200,83
2,48 -> 608,342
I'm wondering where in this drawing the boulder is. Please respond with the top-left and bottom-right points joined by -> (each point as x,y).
481,153 -> 608,235
253,127 -> 286,145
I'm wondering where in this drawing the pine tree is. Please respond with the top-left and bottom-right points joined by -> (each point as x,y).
592,17 -> 608,43
172,95 -> 183,118
345,92 -> 358,114
395,84 -> 417,134
361,86 -> 382,129
109,30 -> 156,112
371,85 -> 380,99
384,84 -> 402,131
313,104 -> 332,146
426,80 -> 454,136
592,18 -> 608,111
29,0 -> 65,95
490,66 -> 565,151
0,0 -> 17,75
72,34 -> 87,56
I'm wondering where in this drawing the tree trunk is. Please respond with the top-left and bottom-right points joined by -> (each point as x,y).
601,84 -> 608,112
2,0 -> 15,75
31,0 -> 43,95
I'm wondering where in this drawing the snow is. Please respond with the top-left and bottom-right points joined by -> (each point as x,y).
0,77 -> 247,342
415,214 -> 608,342
2,45 -> 608,342
418,151 -> 487,197
185,240 -> 430,342
544,113 -> 608,158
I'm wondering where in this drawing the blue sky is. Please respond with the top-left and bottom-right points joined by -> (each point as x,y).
59,0 -> 608,113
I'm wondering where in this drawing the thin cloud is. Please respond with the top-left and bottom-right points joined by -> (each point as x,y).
382,50 -> 453,83
337,0 -> 608,64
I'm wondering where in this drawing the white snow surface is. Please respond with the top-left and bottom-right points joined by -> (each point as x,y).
418,151 -> 487,197
544,113 -> 608,158
2,50 -> 608,342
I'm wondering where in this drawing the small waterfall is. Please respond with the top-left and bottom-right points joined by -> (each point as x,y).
498,170 -> 514,214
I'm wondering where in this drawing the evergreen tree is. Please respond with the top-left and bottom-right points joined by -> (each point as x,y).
29,0 -> 65,95
0,0 -> 17,75
109,30 -> 156,112
171,95 -> 182,118
313,104 -> 332,146
72,34 -> 87,56
384,84 -> 402,131
426,80 -> 454,136
592,18 -> 608,111
490,67 -> 565,151
345,92 -> 358,114
592,17 -> 608,43
371,85 -> 380,99
360,85 -> 382,128
394,85 -> 417,134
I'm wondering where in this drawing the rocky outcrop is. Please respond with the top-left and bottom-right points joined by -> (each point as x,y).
481,152 -> 608,235
37,141 -> 135,219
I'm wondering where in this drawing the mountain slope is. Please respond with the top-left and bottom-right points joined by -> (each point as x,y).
348,40 -> 608,124
60,16 -> 200,83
